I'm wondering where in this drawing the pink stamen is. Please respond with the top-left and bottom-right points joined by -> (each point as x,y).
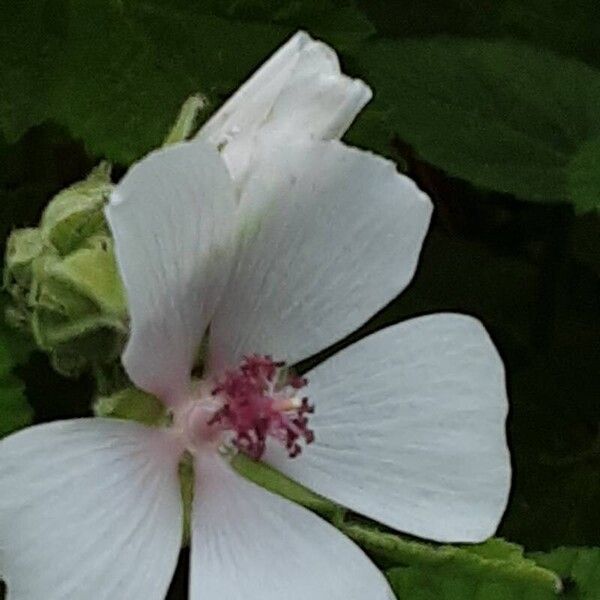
208,355 -> 314,460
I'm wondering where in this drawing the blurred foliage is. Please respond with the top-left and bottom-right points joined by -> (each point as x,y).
385,543 -> 600,599
0,0 -> 370,164
351,38 -> 600,212
0,304 -> 34,437
357,0 -> 600,67
532,547 -> 600,599
0,1 -> 599,599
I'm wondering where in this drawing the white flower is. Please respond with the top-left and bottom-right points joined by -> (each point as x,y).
0,32 -> 511,600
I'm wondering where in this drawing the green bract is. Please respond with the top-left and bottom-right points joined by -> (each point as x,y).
94,386 -> 167,426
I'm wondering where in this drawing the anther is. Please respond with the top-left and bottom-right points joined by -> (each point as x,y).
208,355 -> 315,460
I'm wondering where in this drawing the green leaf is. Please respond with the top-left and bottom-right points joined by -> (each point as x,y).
351,38 -> 600,212
0,1 -> 370,165
196,0 -> 374,50
531,547 -> 600,599
0,310 -> 34,437
567,137 -> 600,214
386,562 -> 558,599
340,524 -> 560,598
0,1 -> 282,163
359,1 -> 600,68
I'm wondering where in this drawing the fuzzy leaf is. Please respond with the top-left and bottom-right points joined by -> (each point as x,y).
341,523 -> 560,598
531,547 -> 600,599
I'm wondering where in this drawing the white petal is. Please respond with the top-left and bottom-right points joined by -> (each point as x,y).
198,31 -> 371,184
189,451 -> 393,600
0,419 -> 183,600
106,142 -> 236,405
208,138 -> 432,371
260,42 -> 371,141
265,314 -> 511,543
198,31 -> 311,145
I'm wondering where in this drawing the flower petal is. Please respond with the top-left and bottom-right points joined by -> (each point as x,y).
208,138 -> 432,371
189,451 -> 393,600
265,314 -> 511,543
260,42 -> 371,141
106,142 -> 236,405
198,31 -> 371,183
0,418 -> 183,599
198,31 -> 311,146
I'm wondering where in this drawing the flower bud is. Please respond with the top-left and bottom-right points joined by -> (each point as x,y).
3,163 -> 126,376
40,162 -> 112,255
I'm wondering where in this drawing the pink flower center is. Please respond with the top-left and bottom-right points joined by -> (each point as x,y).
207,355 -> 314,460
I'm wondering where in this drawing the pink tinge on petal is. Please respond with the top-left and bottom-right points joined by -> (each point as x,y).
208,355 -> 314,460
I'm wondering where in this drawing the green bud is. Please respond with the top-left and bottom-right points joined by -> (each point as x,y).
31,254 -> 99,318
4,228 -> 46,289
2,163 -> 131,375
3,229 -> 50,334
40,162 -> 112,255
43,238 -> 127,319
31,308 -> 123,351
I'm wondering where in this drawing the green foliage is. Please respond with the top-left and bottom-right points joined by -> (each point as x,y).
386,550 -> 559,599
197,0 -> 374,49
531,547 -> 600,599
351,38 -> 600,212
0,1 -> 272,163
5,3 -> 600,212
0,1 -> 370,165
381,537 -> 600,599
347,525 -> 560,595
358,0 -> 600,67
567,137 -> 600,214
0,311 -> 33,437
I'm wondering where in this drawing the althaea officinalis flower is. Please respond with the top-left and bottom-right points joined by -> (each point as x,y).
0,32 -> 511,600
